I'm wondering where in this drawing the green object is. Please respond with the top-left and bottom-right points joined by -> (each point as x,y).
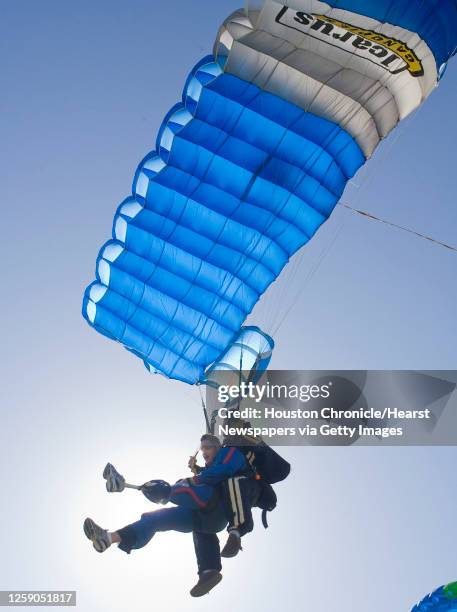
444,583 -> 457,599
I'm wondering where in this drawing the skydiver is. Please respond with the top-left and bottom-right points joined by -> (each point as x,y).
188,439 -> 262,559
191,474 -> 261,594
83,434 -> 259,597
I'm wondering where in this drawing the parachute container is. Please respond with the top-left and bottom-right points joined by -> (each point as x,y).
83,1 -> 457,385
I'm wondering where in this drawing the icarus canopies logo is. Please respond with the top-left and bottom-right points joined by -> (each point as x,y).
275,7 -> 424,77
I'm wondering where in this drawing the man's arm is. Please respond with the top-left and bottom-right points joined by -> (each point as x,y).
188,455 -> 204,475
193,447 -> 247,486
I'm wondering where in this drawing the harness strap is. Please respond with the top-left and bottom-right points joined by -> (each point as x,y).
261,509 -> 269,529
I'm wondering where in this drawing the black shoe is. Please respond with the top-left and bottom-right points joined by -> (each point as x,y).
190,571 -> 223,597
221,531 -> 242,558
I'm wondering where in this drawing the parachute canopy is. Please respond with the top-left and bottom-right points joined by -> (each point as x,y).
203,326 -> 274,389
83,0 -> 457,384
412,582 -> 457,611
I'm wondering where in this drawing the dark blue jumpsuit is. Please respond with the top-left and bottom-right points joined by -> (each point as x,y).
116,447 -> 248,555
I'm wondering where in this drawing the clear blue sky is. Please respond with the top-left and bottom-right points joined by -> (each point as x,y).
1,2 -> 456,611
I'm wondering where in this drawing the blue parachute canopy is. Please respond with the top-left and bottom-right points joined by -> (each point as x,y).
412,583 -> 457,611
83,1 -> 457,385
83,55 -> 364,383
203,326 -> 274,389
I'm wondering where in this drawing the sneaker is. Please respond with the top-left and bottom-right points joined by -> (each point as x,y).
190,570 -> 223,597
83,518 -> 111,553
103,463 -> 125,493
221,531 -> 242,558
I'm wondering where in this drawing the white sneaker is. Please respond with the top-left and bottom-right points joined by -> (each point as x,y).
83,518 -> 111,553
103,463 -> 125,493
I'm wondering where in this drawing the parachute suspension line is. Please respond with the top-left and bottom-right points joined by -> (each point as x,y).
340,203 -> 457,253
271,212 -> 348,337
346,105 -> 425,220
348,119 -> 404,191
258,246 -> 303,334
238,343 -> 244,411
252,37 -> 377,332
181,386 -> 203,409
262,105 -> 445,335
257,65 -> 427,336
267,245 -> 308,333
236,97 -> 342,334
198,384 -> 211,434
210,35 -> 354,334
